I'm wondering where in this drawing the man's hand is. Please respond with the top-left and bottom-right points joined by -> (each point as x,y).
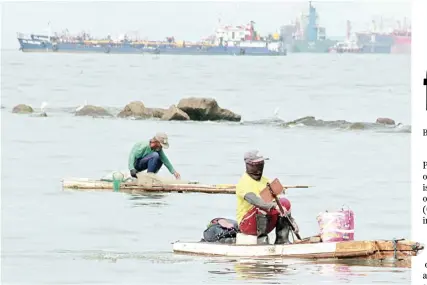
290,218 -> 300,234
130,169 -> 137,178
174,171 -> 181,180
275,204 -> 289,215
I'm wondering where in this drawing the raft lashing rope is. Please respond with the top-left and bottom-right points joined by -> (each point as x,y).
392,238 -> 405,260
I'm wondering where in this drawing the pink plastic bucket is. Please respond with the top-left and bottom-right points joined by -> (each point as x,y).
316,206 -> 355,242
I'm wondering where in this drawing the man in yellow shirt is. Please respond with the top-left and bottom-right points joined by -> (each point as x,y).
236,150 -> 299,244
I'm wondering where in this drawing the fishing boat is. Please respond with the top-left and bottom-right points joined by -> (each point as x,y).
61,171 -> 309,194
173,205 -> 423,267
328,21 -> 362,53
172,238 -> 423,267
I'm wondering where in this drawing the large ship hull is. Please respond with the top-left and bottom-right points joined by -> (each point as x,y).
17,38 -> 146,54
290,39 -> 337,53
151,46 -> 286,56
354,32 -> 411,54
391,35 -> 411,54
17,37 -> 287,56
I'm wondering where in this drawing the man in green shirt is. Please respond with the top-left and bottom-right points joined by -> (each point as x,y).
128,132 -> 181,179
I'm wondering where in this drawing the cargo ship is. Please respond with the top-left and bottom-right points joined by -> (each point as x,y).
279,1 -> 337,53
329,17 -> 411,54
16,21 -> 287,56
355,18 -> 411,54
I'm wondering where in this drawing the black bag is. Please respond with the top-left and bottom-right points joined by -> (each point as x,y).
202,217 -> 239,243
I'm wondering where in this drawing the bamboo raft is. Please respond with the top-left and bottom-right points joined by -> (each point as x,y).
62,177 -> 236,194
173,238 -> 423,267
61,172 -> 310,194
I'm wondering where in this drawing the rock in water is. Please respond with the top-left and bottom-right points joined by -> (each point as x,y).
30,112 -> 48,117
145,108 -> 167,119
75,105 -> 112,117
12,104 -> 33,114
161,105 -> 190,121
349,122 -> 365,130
117,101 -> 164,119
117,101 -> 147,118
284,116 -> 316,126
177,97 -> 241,121
215,108 -> 242,122
376,117 -> 395,125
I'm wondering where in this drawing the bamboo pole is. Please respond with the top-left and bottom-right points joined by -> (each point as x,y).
61,178 -> 313,194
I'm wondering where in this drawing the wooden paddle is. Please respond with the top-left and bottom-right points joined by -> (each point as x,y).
266,180 -> 302,241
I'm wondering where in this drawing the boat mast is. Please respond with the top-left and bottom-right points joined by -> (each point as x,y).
47,21 -> 51,42
346,20 -> 351,41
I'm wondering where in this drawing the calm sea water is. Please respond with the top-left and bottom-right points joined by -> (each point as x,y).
1,50 -> 411,284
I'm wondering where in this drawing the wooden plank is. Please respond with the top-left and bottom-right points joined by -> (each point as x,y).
172,239 -> 424,261
172,241 -> 339,257
373,240 -> 423,252
335,241 -> 376,254
335,240 -> 422,255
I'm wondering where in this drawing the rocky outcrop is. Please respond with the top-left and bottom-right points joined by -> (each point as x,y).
284,116 -> 316,126
376,117 -> 395,125
117,101 -> 166,119
117,101 -> 147,118
161,105 -> 190,121
117,98 -> 240,121
145,108 -> 167,119
75,105 -> 112,117
12,104 -> 33,114
348,122 -> 365,130
177,97 -> 241,121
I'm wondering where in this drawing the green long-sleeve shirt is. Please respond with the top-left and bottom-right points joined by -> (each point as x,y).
128,141 -> 175,174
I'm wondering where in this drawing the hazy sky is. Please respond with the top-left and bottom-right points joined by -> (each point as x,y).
2,1 -> 411,49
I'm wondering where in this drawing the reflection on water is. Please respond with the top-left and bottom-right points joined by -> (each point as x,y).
130,201 -> 167,208
203,257 -> 411,283
314,258 -> 412,269
129,193 -> 168,207
56,249 -> 194,264
129,193 -> 167,200
232,260 -> 294,281
206,258 -> 308,281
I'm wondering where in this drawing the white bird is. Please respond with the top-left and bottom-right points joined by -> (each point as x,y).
273,107 -> 280,118
76,100 -> 87,112
40,101 -> 48,113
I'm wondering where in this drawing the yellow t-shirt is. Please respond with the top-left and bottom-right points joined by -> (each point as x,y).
236,173 -> 270,224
